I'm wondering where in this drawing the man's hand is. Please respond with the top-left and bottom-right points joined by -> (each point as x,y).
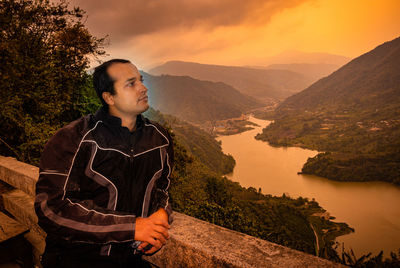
135,208 -> 170,254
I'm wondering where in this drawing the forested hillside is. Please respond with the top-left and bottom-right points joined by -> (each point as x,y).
144,108 -> 235,174
142,72 -> 263,123
256,37 -> 400,185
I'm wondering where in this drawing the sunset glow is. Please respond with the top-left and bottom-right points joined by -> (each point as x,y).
69,0 -> 400,69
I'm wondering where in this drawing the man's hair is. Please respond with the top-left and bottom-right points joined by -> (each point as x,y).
93,59 -> 131,107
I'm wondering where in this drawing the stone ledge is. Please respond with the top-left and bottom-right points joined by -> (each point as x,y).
144,212 -> 345,268
0,156 -> 38,196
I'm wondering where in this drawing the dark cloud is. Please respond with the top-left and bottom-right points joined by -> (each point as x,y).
68,0 -> 311,42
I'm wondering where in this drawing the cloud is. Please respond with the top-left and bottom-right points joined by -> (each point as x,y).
69,0 -> 311,42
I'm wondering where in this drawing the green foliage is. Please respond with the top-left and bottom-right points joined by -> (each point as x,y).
252,110 -> 276,120
144,108 -> 235,174
302,151 -> 400,185
0,0 -> 104,165
256,112 -> 400,185
331,246 -> 400,268
205,176 -> 232,206
72,74 -> 102,116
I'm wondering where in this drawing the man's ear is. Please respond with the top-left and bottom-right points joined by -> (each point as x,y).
102,92 -> 114,106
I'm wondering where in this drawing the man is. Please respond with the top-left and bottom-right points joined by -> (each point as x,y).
35,59 -> 173,267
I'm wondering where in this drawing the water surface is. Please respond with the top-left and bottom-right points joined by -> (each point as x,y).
216,116 -> 400,257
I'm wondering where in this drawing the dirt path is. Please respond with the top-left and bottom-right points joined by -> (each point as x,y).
310,223 -> 320,256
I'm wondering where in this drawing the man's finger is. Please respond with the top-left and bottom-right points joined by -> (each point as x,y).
154,225 -> 169,239
144,246 -> 158,255
152,231 -> 167,245
138,242 -> 149,250
153,219 -> 170,229
147,237 -> 162,250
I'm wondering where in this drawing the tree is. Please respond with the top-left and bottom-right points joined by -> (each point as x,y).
206,176 -> 232,206
0,0 -> 105,164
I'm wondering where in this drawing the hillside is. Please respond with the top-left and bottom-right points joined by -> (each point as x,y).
277,38 -> 400,111
149,61 -> 313,101
256,37 -> 400,185
144,108 -> 235,175
142,72 -> 264,123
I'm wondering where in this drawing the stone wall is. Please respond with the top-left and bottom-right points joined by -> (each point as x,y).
0,156 -> 345,267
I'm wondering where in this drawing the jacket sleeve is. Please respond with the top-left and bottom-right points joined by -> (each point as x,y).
152,129 -> 174,223
34,122 -> 136,244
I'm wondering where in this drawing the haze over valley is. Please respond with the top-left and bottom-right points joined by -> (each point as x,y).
149,58 -> 339,101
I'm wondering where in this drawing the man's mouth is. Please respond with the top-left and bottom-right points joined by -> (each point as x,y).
139,96 -> 148,102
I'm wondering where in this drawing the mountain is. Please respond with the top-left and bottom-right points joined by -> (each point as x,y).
149,61 -> 313,101
260,50 -> 351,66
142,72 -> 264,124
278,38 -> 400,112
252,63 -> 341,81
256,36 -> 400,185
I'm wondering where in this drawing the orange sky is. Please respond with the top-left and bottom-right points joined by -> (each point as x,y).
69,0 -> 400,70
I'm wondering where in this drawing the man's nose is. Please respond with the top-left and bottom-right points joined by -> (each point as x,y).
139,82 -> 148,93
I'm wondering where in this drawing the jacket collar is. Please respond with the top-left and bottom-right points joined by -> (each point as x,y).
94,107 -> 145,132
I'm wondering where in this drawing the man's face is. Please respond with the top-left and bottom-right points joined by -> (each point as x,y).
105,62 -> 149,116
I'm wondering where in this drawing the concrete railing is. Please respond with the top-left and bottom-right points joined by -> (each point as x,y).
0,156 -> 345,267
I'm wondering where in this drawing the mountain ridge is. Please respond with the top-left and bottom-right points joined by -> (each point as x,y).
256,36 -> 400,185
149,60 -> 313,100
278,37 -> 400,113
249,63 -> 341,81
262,50 -> 351,65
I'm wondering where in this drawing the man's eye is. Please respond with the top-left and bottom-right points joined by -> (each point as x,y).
128,82 -> 134,86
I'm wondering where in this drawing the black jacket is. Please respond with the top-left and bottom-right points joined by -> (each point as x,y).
35,108 -> 174,257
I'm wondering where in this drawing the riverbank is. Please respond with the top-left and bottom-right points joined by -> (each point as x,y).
254,108 -> 400,186
217,116 -> 400,258
301,152 -> 400,186
212,116 -> 259,136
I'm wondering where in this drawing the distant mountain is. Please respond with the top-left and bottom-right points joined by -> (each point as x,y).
149,61 -> 313,101
256,36 -> 400,185
260,50 -> 351,66
251,63 -> 341,81
142,72 -> 264,123
278,38 -> 400,112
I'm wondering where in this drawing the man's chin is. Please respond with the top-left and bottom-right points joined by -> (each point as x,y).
140,104 -> 150,113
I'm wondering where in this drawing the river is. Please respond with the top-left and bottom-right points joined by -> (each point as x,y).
216,116 -> 400,257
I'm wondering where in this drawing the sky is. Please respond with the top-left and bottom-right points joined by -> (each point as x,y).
67,0 -> 400,70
